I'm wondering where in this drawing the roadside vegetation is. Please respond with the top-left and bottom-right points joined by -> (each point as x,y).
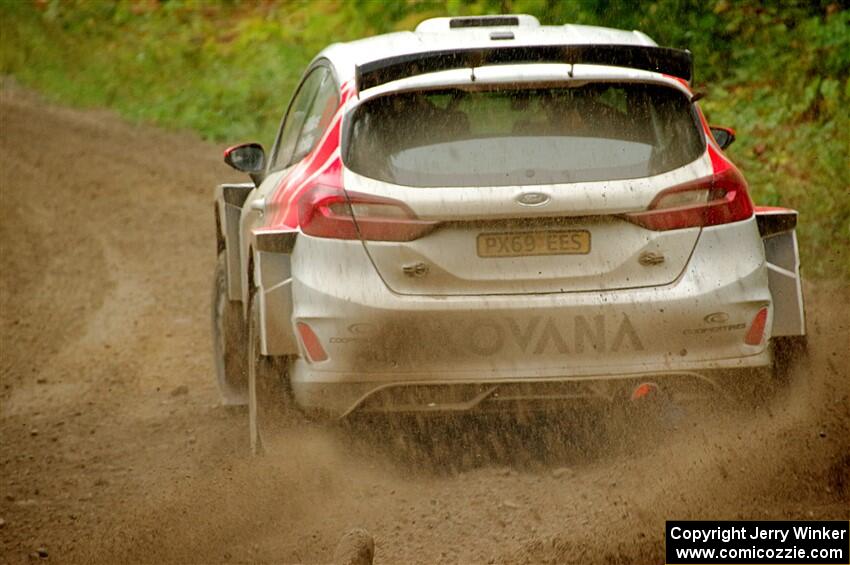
2,0 -> 847,279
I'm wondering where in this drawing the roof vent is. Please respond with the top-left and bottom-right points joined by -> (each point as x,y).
450,16 -> 519,28
415,14 -> 540,33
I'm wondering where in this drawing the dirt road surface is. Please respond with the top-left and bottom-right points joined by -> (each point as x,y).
1,82 -> 848,564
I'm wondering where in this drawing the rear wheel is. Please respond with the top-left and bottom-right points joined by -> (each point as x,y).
772,335 -> 809,383
730,335 -> 808,406
212,253 -> 248,405
247,289 -> 292,455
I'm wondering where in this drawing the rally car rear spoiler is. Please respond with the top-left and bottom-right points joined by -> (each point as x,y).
354,44 -> 693,92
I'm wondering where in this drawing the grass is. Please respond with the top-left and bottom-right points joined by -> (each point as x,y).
1,0 -> 847,279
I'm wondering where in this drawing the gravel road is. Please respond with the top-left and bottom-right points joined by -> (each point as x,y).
1,82 -> 848,564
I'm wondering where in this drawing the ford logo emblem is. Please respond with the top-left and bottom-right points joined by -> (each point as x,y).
516,192 -> 550,206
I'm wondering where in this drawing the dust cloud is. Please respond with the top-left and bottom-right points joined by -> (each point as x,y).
1,81 -> 848,564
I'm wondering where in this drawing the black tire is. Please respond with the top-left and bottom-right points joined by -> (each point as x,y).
211,253 -> 248,405
728,367 -> 775,407
247,289 -> 292,455
730,335 -> 808,406
772,335 -> 809,383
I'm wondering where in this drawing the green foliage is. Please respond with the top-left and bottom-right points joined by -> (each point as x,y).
1,0 -> 847,278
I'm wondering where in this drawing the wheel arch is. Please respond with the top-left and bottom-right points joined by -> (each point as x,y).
214,182 -> 254,302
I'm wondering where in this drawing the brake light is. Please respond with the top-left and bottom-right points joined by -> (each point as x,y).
296,322 -> 328,362
298,185 -> 438,241
624,166 -> 753,231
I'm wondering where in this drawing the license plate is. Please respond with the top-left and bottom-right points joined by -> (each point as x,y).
476,230 -> 591,258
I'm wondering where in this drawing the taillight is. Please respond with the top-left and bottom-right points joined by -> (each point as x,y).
624,166 -> 753,231
296,322 -> 328,362
298,185 -> 438,241
744,307 -> 769,346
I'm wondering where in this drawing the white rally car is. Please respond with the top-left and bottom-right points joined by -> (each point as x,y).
212,15 -> 807,451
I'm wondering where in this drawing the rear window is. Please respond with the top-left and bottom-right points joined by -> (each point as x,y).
344,83 -> 704,187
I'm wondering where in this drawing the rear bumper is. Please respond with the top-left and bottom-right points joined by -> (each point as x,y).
287,217 -> 772,417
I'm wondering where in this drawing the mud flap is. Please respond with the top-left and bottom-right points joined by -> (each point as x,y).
756,208 -> 806,337
254,250 -> 298,356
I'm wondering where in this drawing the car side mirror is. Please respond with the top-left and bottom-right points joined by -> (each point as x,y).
709,126 -> 736,150
224,143 -> 266,186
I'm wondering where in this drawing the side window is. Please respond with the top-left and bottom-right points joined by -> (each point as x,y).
270,67 -> 326,170
290,71 -> 339,164
270,66 -> 339,171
